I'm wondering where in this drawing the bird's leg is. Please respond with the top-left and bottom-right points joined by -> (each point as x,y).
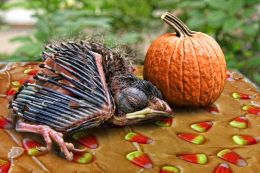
15,119 -> 74,160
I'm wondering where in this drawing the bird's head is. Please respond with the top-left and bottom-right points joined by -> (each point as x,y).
111,76 -> 173,125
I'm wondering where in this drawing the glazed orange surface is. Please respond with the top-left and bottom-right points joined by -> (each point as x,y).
0,63 -> 259,173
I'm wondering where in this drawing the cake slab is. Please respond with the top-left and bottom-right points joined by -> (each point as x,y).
0,63 -> 259,173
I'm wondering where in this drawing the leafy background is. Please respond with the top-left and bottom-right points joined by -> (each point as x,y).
0,0 -> 259,85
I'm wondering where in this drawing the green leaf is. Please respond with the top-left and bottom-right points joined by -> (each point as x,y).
227,0 -> 244,15
14,43 -> 42,58
246,57 -> 260,68
120,33 -> 141,44
223,18 -> 242,32
178,0 -> 206,8
241,25 -> 258,36
186,11 -> 206,29
243,8 -> 257,18
206,0 -> 228,9
10,36 -> 32,43
206,11 -> 226,27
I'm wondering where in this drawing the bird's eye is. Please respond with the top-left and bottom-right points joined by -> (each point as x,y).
116,87 -> 148,113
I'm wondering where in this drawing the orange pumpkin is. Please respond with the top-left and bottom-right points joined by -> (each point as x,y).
144,12 -> 227,107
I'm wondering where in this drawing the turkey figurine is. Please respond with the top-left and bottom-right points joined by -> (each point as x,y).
10,41 -> 173,160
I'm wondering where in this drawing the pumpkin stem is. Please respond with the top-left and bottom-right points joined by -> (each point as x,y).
161,12 -> 194,37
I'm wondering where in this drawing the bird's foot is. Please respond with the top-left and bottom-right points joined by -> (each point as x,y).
16,120 -> 74,160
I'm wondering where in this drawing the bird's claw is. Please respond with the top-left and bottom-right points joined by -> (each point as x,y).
16,121 -> 75,161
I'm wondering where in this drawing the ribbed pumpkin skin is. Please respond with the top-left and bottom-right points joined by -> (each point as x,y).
144,32 -> 227,107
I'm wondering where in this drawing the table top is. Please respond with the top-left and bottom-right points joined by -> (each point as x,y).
0,62 -> 259,173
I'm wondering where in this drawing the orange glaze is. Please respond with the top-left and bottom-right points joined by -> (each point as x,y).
0,63 -> 259,172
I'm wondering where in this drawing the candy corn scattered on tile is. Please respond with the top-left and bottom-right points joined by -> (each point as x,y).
155,118 -> 173,127
229,116 -> 247,129
0,117 -> 13,129
0,159 -> 10,173
190,121 -> 213,132
232,135 -> 259,145
178,154 -> 208,165
214,163 -> 232,173
23,138 -> 44,156
177,133 -> 205,145
160,165 -> 180,173
73,131 -> 98,149
73,152 -> 93,164
126,151 -> 152,169
231,92 -> 253,99
217,149 -> 247,167
124,132 -> 153,144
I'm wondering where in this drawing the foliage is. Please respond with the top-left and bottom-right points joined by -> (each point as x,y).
0,0 -> 259,85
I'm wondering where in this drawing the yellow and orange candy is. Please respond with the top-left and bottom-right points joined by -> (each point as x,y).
178,153 -> 208,165
231,92 -> 254,100
229,116 -> 248,129
242,105 -> 260,116
160,165 -> 180,173
177,133 -> 206,145
0,159 -> 10,173
232,135 -> 260,145
190,121 -> 213,132
217,149 -> 247,167
126,151 -> 153,169
214,163 -> 232,173
124,132 -> 153,144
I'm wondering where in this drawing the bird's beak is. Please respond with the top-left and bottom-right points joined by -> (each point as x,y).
125,97 -> 173,121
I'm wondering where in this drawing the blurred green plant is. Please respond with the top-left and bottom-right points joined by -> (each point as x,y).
4,0 -> 150,61
0,0 -> 259,85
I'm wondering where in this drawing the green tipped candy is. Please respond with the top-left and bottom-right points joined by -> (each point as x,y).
229,116 -> 247,129
193,135 -> 206,144
74,152 -> 93,164
178,153 -> 208,165
197,154 -> 208,164
126,151 -> 152,169
160,165 -> 180,173
232,92 -> 240,99
190,121 -> 213,133
232,135 -> 258,145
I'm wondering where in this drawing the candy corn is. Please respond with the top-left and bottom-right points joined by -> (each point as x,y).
19,78 -> 34,85
205,105 -> 219,115
73,131 -> 98,149
232,92 -> 254,100
217,149 -> 247,167
24,69 -> 38,76
160,165 -> 180,173
190,121 -> 213,132
6,87 -> 19,96
242,105 -> 260,116
124,132 -> 153,144
0,117 -> 13,129
155,118 -> 173,127
214,163 -> 232,173
226,74 -> 235,82
232,135 -> 259,145
177,133 -> 206,145
73,152 -> 93,164
23,138 -> 44,156
126,151 -> 152,169
0,159 -> 10,173
11,81 -> 21,87
178,154 -> 208,165
229,116 -> 247,129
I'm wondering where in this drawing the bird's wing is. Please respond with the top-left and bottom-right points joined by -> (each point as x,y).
12,42 -> 114,133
